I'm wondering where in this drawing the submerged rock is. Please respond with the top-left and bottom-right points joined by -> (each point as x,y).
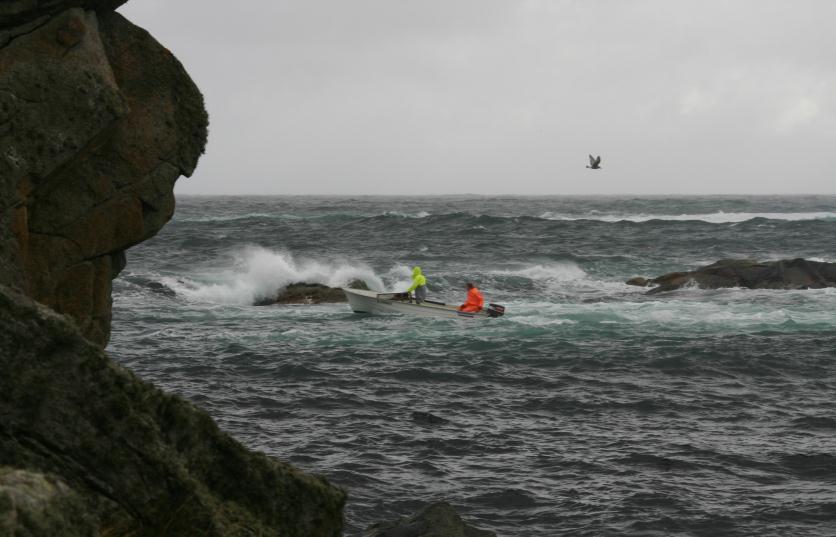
255,279 -> 369,306
145,280 -> 176,297
411,411 -> 449,425
365,501 -> 496,537
627,258 -> 836,294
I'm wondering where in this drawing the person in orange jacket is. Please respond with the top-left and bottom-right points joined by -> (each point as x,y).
458,282 -> 484,313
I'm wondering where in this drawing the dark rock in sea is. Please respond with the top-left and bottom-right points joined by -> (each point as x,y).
411,411 -> 449,425
627,258 -> 836,294
145,280 -> 176,297
0,285 -> 346,535
255,279 -> 370,306
365,501 -> 496,537
0,3 -> 207,347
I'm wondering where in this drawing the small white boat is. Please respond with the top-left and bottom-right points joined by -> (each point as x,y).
342,288 -> 505,319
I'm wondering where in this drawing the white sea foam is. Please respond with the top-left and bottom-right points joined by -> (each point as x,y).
382,210 -> 431,218
538,211 -> 836,224
168,246 -> 386,305
510,315 -> 577,327
493,263 -> 587,282
540,292 -> 836,330
176,213 -> 298,223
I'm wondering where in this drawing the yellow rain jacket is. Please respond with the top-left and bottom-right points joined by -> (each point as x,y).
406,266 -> 426,292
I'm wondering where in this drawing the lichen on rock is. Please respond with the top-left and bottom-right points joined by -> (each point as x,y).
0,467 -> 97,536
0,284 -> 346,535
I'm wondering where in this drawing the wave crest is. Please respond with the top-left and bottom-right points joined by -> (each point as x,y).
538,211 -> 836,224
168,246 -> 386,305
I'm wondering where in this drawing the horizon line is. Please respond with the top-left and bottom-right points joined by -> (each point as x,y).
174,192 -> 836,197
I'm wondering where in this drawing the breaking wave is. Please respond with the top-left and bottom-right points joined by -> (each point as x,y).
538,211 -> 836,223
381,210 -> 431,218
164,246 -> 386,305
492,263 -> 587,282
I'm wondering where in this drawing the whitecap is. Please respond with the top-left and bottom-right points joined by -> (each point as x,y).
382,210 -> 431,219
165,246 -> 386,305
538,211 -> 836,224
493,263 -> 587,282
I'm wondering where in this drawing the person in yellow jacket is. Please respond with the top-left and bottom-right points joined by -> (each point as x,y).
405,266 -> 427,304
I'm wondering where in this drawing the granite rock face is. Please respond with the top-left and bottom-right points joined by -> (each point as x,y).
0,3 -> 207,346
627,258 -> 836,294
365,502 -> 496,537
0,285 -> 346,535
1,2 -> 347,535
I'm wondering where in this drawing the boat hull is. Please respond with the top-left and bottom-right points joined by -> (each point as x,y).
342,288 -> 489,319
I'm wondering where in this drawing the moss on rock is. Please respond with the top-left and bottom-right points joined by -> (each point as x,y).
0,285 -> 346,535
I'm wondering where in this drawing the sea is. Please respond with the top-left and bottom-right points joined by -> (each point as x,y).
107,195 -> 836,536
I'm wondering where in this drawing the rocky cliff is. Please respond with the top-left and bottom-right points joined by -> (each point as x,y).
1,0 -> 206,346
1,2 -> 346,534
0,285 -> 345,535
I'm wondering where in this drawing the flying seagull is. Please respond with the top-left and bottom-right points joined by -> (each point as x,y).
586,155 -> 602,169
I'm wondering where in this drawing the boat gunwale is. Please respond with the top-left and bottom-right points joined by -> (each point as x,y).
342,287 -> 486,318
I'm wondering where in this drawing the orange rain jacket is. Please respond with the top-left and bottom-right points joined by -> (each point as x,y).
459,287 -> 484,313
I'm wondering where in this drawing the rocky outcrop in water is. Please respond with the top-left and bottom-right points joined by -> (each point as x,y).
1,2 -> 346,535
365,502 -> 496,537
1,1 -> 207,346
255,279 -> 369,306
627,258 -> 836,294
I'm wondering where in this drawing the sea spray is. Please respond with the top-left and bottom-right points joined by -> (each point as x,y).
168,246 -> 387,305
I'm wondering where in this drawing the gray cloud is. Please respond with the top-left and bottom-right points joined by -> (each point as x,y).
121,0 -> 835,194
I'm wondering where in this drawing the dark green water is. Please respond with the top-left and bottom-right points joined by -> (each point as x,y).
109,195 -> 836,536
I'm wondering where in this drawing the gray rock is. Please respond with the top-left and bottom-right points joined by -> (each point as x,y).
255,279 -> 370,306
366,502 -> 496,537
627,258 -> 836,294
0,467 -> 96,536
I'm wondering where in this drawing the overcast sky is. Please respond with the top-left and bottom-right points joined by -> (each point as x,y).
120,1 -> 835,195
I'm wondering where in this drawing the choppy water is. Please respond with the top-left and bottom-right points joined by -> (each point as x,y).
109,195 -> 836,536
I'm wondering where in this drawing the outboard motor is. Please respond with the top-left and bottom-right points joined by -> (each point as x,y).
486,303 -> 506,317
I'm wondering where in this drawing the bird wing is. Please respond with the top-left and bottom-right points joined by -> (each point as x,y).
588,154 -> 595,165
594,155 -> 601,166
